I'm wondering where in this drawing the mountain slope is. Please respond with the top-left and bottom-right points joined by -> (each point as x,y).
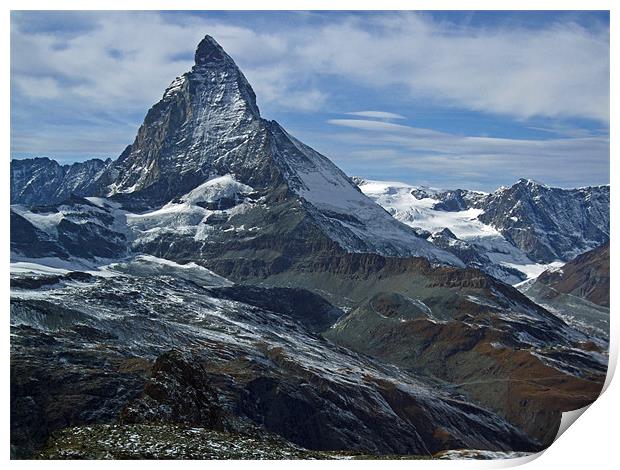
324,295 -> 605,446
10,260 -> 538,457
519,243 -> 610,339
533,242 -> 609,307
11,195 -> 128,261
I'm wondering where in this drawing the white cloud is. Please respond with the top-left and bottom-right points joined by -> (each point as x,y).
10,12 -> 328,114
345,111 -> 405,120
15,76 -> 62,99
327,119 -> 436,135
297,14 -> 609,122
241,65 -> 327,111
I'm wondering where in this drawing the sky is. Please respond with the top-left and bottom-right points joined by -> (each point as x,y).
10,10 -> 610,191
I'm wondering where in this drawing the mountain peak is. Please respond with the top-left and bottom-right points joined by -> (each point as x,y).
516,178 -> 547,188
194,35 -> 231,65
190,34 -> 260,118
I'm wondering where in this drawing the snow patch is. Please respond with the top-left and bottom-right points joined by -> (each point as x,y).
12,205 -> 64,236
500,261 -> 564,280
107,255 -> 233,287
10,256 -> 119,278
180,174 -> 253,205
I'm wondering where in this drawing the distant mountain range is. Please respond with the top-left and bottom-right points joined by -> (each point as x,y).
10,35 -> 609,460
354,178 -> 609,284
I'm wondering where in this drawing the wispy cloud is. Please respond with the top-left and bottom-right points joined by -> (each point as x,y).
15,76 -> 62,99
345,111 -> 405,120
297,14 -> 609,122
322,118 -> 609,190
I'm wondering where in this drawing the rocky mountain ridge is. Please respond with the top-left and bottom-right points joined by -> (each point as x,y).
10,157 -> 113,206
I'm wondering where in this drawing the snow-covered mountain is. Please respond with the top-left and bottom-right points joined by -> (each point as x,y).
355,178 -> 609,284
10,36 -> 459,267
476,179 -> 609,262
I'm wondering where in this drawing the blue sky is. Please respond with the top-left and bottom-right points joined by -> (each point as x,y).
11,10 -> 609,191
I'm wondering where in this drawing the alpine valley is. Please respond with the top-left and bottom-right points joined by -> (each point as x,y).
10,36 -> 610,460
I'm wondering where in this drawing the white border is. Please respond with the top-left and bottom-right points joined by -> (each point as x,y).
2,1 -> 616,469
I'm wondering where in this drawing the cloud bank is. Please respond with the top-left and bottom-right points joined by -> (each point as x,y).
12,11 -> 609,121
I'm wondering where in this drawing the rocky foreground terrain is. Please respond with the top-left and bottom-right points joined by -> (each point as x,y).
38,424 -> 529,460
10,35 -> 609,459
11,259 -> 541,458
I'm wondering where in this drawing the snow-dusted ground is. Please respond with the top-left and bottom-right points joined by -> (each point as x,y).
11,253 -> 233,290
358,179 -> 563,283
10,257 -> 119,277
107,255 -> 233,287
434,449 -> 532,460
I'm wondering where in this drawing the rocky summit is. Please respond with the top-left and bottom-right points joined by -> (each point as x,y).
10,35 -> 609,460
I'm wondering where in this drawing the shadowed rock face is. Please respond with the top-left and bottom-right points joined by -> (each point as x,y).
10,312 -> 148,459
204,285 -> 344,333
120,350 -> 224,429
10,211 -> 67,259
10,196 -> 128,261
